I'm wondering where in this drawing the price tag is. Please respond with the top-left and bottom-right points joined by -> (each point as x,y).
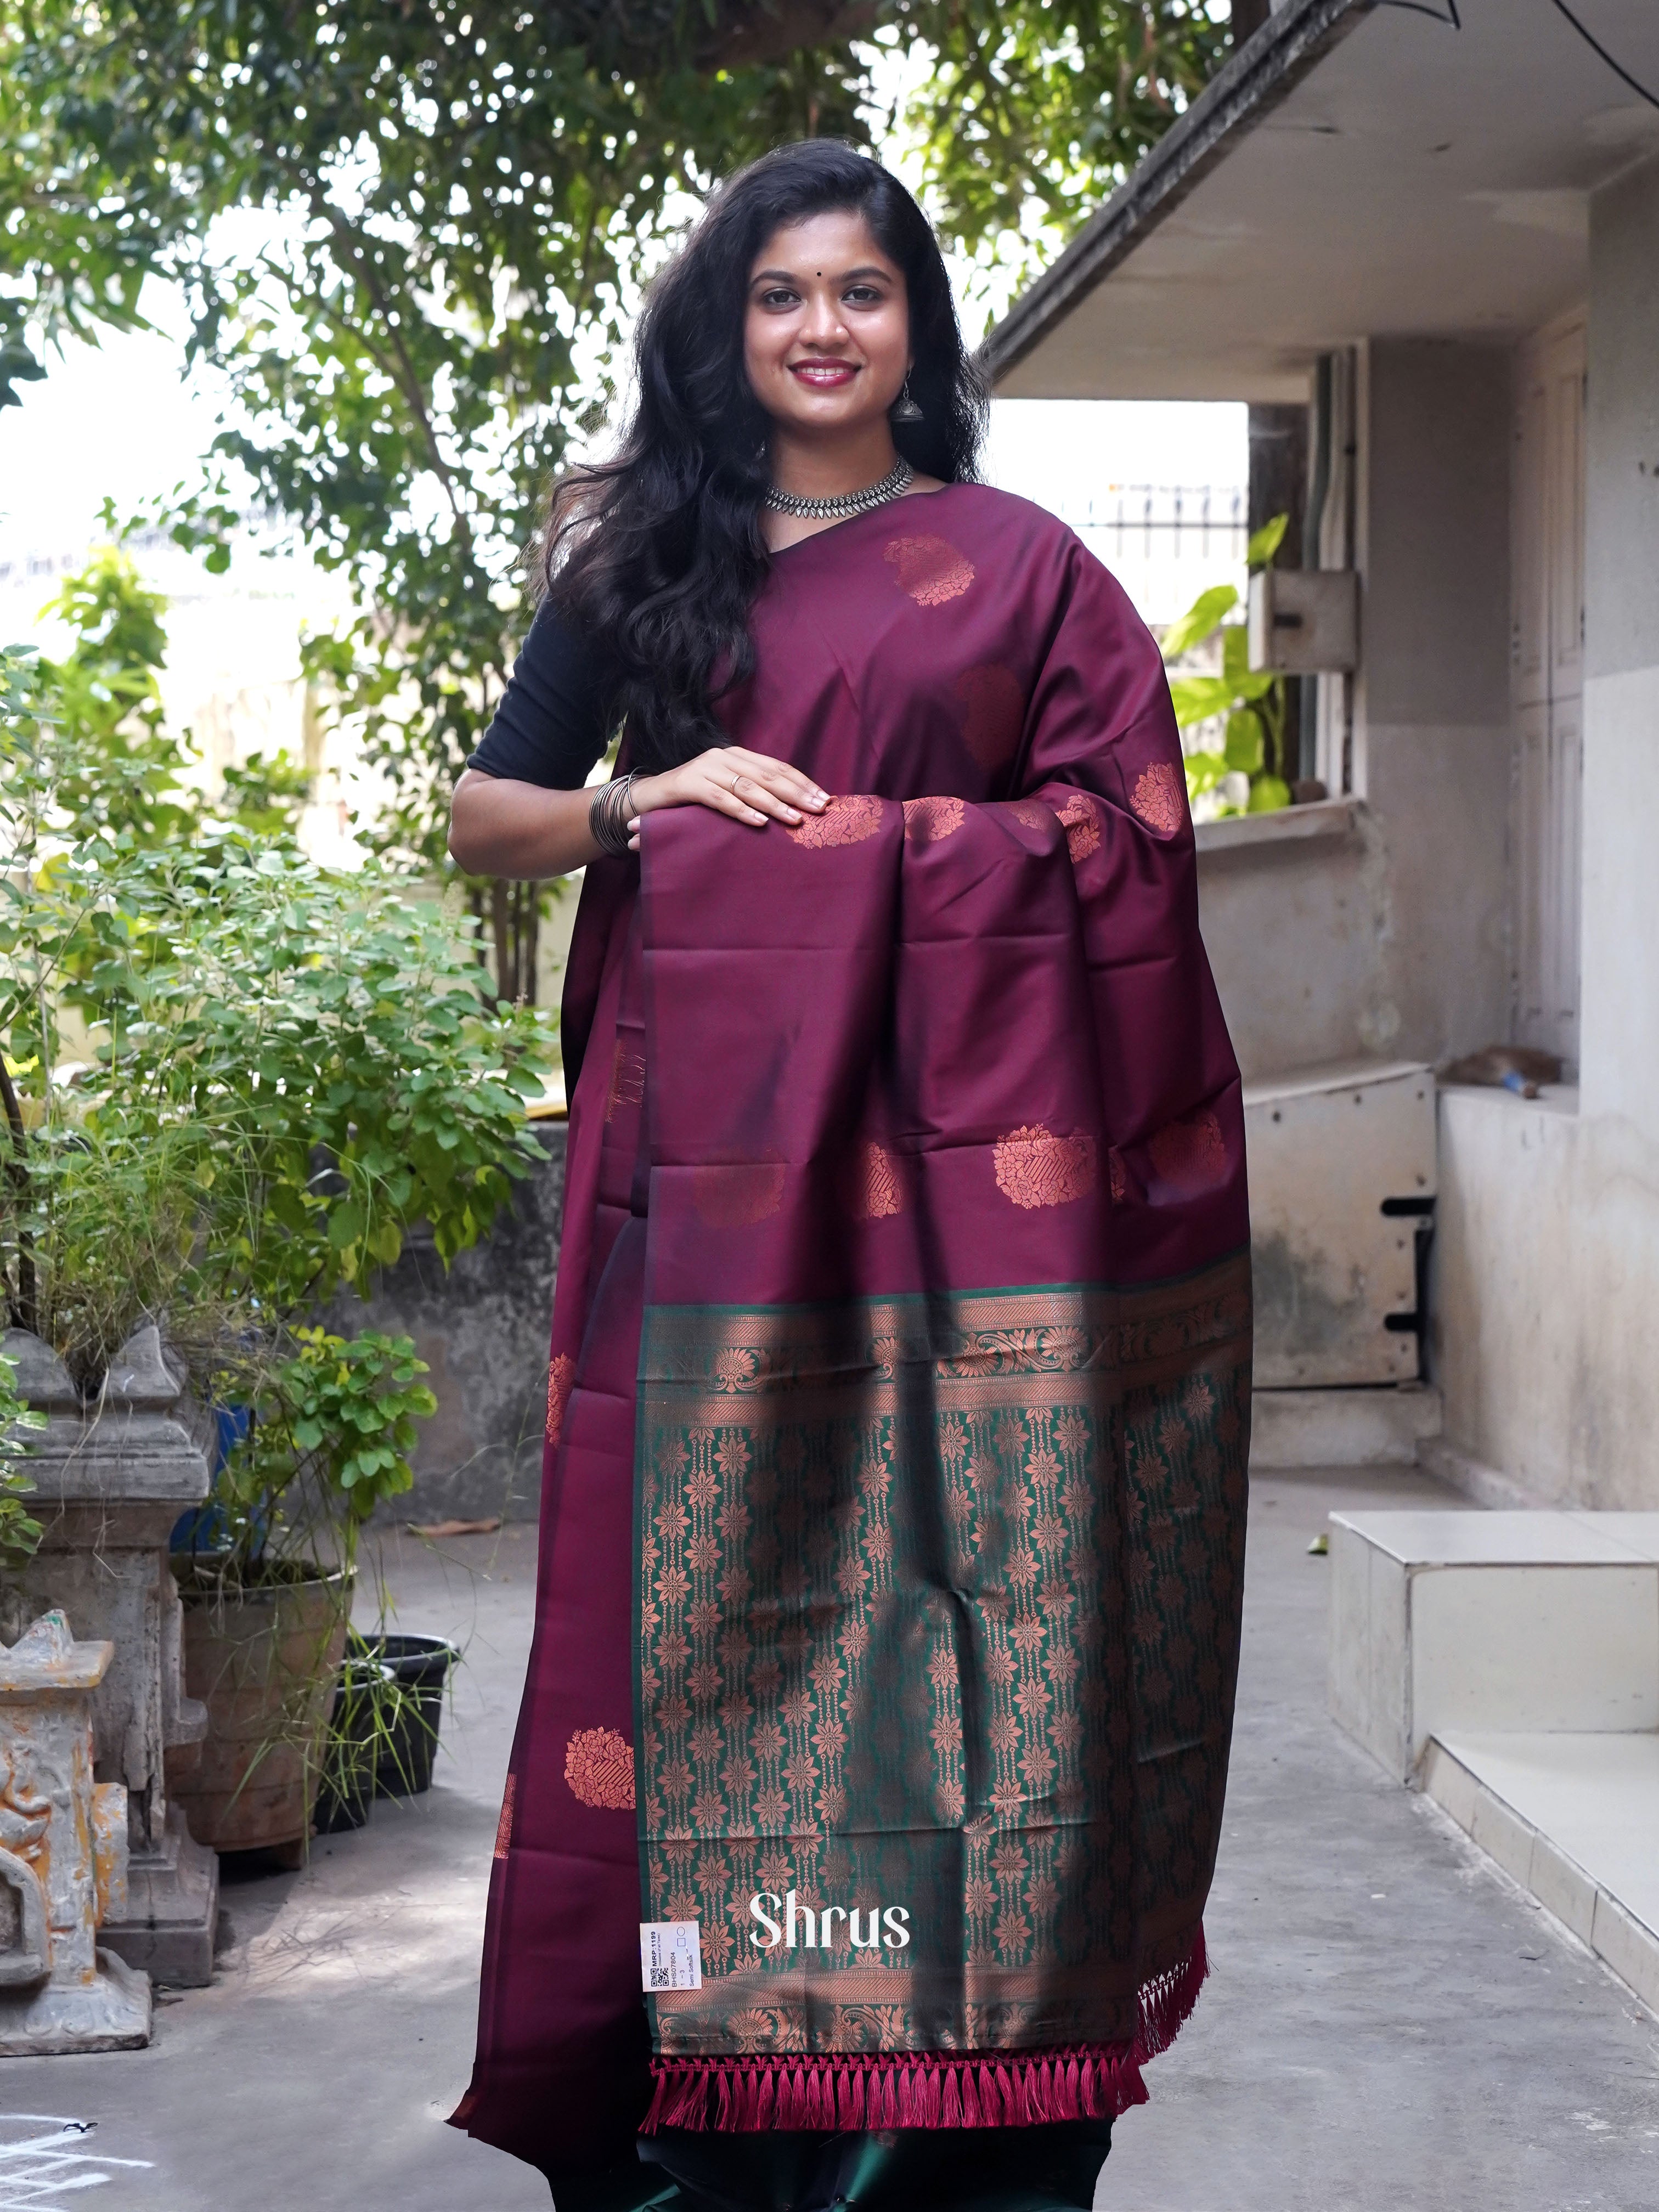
640,1919 -> 702,1993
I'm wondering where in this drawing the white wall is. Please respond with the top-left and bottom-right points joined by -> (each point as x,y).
1353,338 -> 1513,1066
1435,1087 -> 1659,1508
1436,151 -> 1659,1509
1195,806 -> 1387,1083
1579,149 -> 1659,1135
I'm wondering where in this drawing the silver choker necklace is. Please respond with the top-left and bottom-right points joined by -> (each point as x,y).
763,457 -> 913,521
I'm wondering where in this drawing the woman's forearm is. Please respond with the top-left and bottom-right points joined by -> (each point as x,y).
449,768 -> 605,878
450,746 -> 830,877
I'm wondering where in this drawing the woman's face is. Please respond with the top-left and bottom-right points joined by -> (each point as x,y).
743,209 -> 911,442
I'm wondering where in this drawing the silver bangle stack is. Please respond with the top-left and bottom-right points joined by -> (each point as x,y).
589,770 -> 639,856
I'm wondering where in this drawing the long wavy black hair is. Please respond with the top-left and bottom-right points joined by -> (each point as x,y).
541,139 -> 988,772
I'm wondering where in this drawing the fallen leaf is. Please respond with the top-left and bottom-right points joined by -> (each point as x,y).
409,1515 -> 503,1538
1307,1532 -> 1329,1556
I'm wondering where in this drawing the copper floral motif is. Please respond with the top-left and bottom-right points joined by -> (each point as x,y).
844,1140 -> 906,1221
901,795 -> 966,846
787,794 -> 883,849
1148,1110 -> 1227,1194
1130,761 -> 1186,835
494,1771 -> 516,1860
952,664 -> 1026,770
883,535 -> 976,608
566,1726 -> 636,1810
692,1161 -> 788,1227
992,1125 -> 1098,1210
546,1352 -> 576,1447
1052,793 -> 1101,864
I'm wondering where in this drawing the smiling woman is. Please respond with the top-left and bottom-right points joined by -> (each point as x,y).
741,208 -> 933,543
448,145 -> 984,884
449,141 -> 1251,2212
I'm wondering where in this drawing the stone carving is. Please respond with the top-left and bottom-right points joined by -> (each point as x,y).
1,1323 -> 219,1984
0,1610 -> 151,2052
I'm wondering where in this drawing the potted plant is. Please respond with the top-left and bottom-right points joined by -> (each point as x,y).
169,1327 -> 438,1858
0,551 -> 555,1858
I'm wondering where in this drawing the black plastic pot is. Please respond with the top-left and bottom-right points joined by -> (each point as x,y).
313,1657 -> 396,1835
354,1633 -> 460,1798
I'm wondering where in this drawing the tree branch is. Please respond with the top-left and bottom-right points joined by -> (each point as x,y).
311,200 -> 479,564
0,1058 -> 38,1338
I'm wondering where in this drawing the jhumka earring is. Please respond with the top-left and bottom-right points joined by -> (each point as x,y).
890,374 -> 923,424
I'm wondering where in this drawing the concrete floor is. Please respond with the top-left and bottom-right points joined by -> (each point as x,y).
1098,1468 -> 1659,2211
5,1474 -> 1657,2211
2,1525 -> 549,2212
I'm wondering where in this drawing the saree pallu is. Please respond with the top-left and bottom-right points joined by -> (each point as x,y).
453,487 -> 1251,2198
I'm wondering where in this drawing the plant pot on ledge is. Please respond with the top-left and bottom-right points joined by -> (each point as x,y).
170,1559 -> 351,1865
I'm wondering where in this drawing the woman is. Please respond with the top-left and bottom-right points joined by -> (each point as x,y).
449,140 -> 1250,2212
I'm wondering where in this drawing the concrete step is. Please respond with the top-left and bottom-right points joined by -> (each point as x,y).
1251,1384 -> 1441,1468
1328,1509 -> 1659,1779
1423,1730 -> 1659,2016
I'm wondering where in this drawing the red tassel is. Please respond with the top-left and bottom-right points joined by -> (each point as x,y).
899,2064 -> 916,2128
939,2069 -> 960,2128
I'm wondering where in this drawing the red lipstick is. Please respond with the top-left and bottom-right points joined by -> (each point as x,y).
789,359 -> 858,388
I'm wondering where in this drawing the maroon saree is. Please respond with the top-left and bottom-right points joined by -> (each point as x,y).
453,485 -> 1250,2194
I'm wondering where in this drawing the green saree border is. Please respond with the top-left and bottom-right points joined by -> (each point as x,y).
633,1250 -> 1251,2061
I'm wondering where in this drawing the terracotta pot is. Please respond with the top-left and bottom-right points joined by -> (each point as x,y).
170,1564 -> 350,1855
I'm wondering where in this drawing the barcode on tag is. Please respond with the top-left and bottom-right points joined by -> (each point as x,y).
640,1919 -> 702,1993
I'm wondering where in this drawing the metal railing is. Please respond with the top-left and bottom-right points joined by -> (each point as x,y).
1049,483 -> 1248,564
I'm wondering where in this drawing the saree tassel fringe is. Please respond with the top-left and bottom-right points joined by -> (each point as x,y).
641,1930 -> 1209,2135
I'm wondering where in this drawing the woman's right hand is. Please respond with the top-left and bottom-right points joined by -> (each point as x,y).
625,746 -> 829,848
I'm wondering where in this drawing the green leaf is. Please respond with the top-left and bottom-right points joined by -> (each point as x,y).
1182,751 -> 1228,798
1247,513 -> 1289,571
327,1199 -> 366,1251
1161,585 -> 1238,662
1223,712 -> 1265,775
1247,775 -> 1292,814
1167,676 -> 1239,730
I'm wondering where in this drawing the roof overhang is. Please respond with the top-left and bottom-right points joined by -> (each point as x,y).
983,0 -> 1659,403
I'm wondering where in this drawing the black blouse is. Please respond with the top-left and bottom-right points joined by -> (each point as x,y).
465,600 -> 614,788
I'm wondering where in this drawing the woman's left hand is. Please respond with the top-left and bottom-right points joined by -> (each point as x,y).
624,745 -> 830,849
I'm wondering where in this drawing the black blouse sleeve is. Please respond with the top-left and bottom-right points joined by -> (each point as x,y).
465,600 -> 614,788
